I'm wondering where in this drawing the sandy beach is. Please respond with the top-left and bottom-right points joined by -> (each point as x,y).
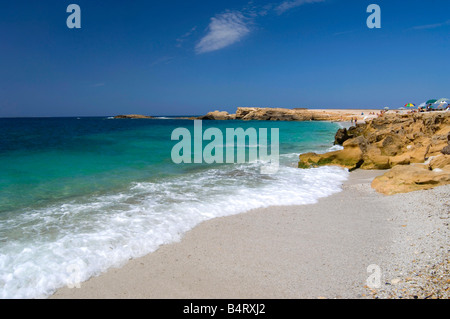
51,169 -> 450,299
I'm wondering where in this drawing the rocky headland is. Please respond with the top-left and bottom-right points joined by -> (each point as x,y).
197,107 -> 375,122
298,111 -> 450,195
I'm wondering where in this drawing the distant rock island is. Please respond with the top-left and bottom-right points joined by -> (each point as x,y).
114,114 -> 154,119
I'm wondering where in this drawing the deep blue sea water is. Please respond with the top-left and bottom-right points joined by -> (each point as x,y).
0,117 -> 348,298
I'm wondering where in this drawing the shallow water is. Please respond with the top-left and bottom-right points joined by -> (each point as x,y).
0,117 -> 348,298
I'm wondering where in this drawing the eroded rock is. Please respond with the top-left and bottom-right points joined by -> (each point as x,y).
298,112 -> 450,195
371,155 -> 450,195
198,111 -> 236,120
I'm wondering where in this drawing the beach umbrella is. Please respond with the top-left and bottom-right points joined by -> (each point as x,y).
418,102 -> 426,108
434,98 -> 449,105
426,99 -> 437,105
405,103 -> 416,107
435,101 -> 448,110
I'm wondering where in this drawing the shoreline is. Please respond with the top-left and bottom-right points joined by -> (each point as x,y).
50,169 -> 449,299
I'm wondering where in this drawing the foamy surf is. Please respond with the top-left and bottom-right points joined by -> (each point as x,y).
0,162 -> 348,299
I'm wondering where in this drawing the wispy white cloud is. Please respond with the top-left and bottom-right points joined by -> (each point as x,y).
194,0 -> 325,54
91,82 -> 105,88
259,4 -> 275,17
411,19 -> 450,30
275,0 -> 325,15
176,26 -> 197,48
195,11 -> 252,54
150,56 -> 174,67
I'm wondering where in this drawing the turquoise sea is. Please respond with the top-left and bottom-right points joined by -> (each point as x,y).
0,117 -> 348,298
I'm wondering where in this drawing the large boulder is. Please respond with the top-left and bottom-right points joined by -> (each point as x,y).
442,145 -> 450,155
371,155 -> 450,195
429,154 -> 450,170
441,133 -> 450,155
360,146 -> 391,170
334,128 -> 349,145
299,136 -> 365,170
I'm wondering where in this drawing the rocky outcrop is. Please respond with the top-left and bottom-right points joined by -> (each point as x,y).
300,112 -> 450,170
198,107 -> 371,122
333,125 -> 365,145
298,112 -> 450,194
334,128 -> 350,145
234,108 -> 313,121
114,114 -> 154,119
197,111 -> 236,120
371,155 -> 450,195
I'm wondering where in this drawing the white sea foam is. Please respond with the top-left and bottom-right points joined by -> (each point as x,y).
325,145 -> 344,152
0,162 -> 348,299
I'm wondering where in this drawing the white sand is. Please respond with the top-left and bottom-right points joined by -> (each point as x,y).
51,169 -> 449,299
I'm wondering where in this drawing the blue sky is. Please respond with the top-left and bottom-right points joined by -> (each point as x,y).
0,0 -> 449,117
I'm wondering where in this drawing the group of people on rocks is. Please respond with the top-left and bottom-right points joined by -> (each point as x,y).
417,104 -> 449,112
